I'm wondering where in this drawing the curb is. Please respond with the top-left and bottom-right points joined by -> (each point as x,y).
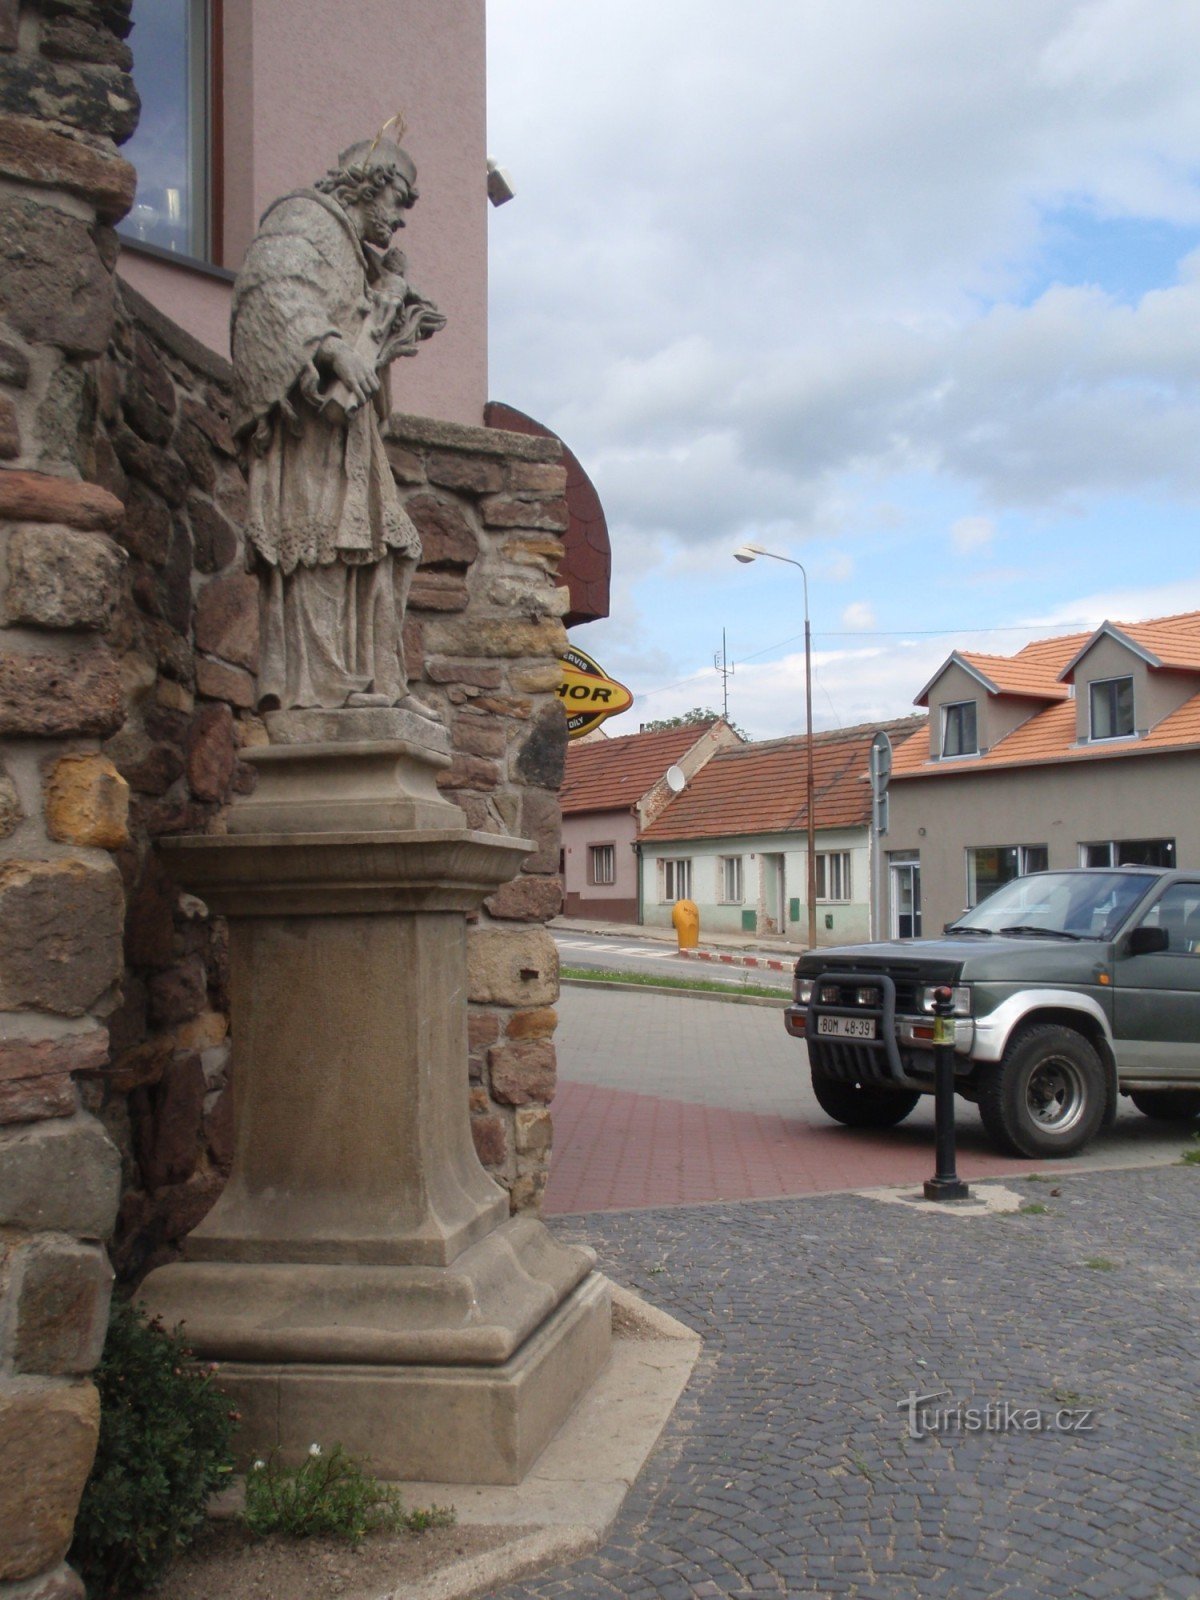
560,978 -> 786,1008
679,948 -> 792,973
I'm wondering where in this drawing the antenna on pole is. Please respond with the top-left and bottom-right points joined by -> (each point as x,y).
714,628 -> 734,721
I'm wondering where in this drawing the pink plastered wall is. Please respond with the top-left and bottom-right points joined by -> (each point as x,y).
117,0 -> 487,426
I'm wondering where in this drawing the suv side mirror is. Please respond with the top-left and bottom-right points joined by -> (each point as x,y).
1128,924 -> 1169,957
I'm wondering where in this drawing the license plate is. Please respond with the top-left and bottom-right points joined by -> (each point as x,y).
817,1015 -> 877,1040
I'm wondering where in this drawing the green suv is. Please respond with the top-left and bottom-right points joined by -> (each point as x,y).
785,867 -> 1200,1158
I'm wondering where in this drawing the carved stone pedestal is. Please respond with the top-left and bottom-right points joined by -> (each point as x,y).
139,717 -> 610,1484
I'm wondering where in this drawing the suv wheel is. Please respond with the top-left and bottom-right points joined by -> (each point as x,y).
1128,1089 -> 1200,1123
810,1068 -> 920,1129
979,1024 -> 1106,1158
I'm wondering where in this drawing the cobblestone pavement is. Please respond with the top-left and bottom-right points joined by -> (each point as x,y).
496,1166 -> 1200,1600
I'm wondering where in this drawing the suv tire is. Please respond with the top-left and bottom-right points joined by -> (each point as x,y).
979,1024 -> 1106,1158
810,1068 -> 920,1129
1128,1089 -> 1200,1123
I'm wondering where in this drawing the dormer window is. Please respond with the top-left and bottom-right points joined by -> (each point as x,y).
1089,676 -> 1134,741
941,701 -> 978,757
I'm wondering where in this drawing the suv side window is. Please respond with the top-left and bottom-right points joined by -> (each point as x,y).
1137,884 -> 1200,953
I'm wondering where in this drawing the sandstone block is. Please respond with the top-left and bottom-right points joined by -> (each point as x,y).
468,1009 -> 502,1052
181,398 -> 236,458
135,1050 -> 206,1189
519,789 -> 562,874
153,1168 -> 223,1245
0,110 -> 134,220
3,524 -> 124,631
480,494 -> 569,533
0,858 -> 123,1016
0,471 -> 123,531
515,705 -> 568,788
474,694 -> 532,719
438,753 -> 500,791
185,701 -> 236,802
117,483 -> 171,565
488,1039 -> 557,1106
426,617 -> 567,660
102,1038 -> 170,1094
0,197 -> 112,356
409,570 -> 469,612
188,495 -> 239,574
0,392 -> 19,457
111,424 -> 189,505
0,338 -> 29,388
502,536 -> 565,574
425,659 -> 504,688
132,332 -> 176,416
470,1112 -> 508,1167
506,460 -> 568,494
148,957 -> 207,1027
508,663 -> 562,695
0,1028 -> 108,1085
468,928 -> 558,1008
175,418 -> 217,493
0,52 -> 138,142
0,649 -> 123,738
123,855 -> 177,970
194,570 -> 259,671
485,874 -> 564,923
425,451 -> 504,495
0,1381 -> 100,1582
509,1170 -> 547,1212
204,1083 -> 234,1170
121,383 -> 174,447
0,768 -> 21,838
0,1075 -> 75,1124
44,754 -> 129,848
405,493 -> 478,568
196,656 -> 255,708
384,439 -> 425,484
174,1011 -> 227,1052
41,15 -> 135,70
506,1007 -> 558,1041
0,1117 -> 120,1236
13,1240 -> 112,1376
452,714 -> 507,758
515,1105 -> 554,1155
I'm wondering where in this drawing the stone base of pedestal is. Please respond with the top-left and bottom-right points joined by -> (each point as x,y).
219,1273 -> 611,1485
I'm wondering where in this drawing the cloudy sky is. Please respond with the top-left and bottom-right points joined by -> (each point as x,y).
486,1 -> 1200,739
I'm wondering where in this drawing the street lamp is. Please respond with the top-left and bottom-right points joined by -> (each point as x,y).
733,542 -> 817,951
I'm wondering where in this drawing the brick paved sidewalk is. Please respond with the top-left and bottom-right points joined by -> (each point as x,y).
498,1166 -> 1200,1600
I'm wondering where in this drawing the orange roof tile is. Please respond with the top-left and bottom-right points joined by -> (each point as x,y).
640,718 -> 925,842
1059,611 -> 1200,679
560,722 -> 722,815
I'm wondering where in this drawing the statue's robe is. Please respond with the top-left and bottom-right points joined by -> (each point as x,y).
231,188 -> 421,710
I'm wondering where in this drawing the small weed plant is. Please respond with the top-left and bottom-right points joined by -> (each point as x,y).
1083,1257 -> 1118,1271
1020,1202 -> 1049,1216
70,1297 -> 236,1599
1181,1133 -> 1200,1166
243,1444 -> 454,1544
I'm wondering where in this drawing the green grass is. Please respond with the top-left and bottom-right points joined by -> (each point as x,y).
1083,1257 -> 1117,1271
1020,1202 -> 1049,1216
560,965 -> 786,1000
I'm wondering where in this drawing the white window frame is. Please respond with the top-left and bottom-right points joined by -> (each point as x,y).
1088,675 -> 1135,742
815,850 -> 852,903
941,700 -> 978,758
588,843 -> 615,886
1079,838 -> 1176,869
718,855 -> 744,904
661,857 -> 693,903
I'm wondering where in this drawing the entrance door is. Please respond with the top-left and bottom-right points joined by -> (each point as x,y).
1112,878 -> 1200,1081
761,853 -> 785,934
891,858 -> 921,939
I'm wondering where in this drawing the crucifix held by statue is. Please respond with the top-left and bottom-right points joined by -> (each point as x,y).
231,134 -> 445,714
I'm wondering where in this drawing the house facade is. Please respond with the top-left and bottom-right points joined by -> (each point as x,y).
560,720 -> 742,921
639,719 -> 924,943
887,611 -> 1200,936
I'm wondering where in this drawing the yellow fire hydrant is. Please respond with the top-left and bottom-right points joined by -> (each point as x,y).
672,898 -> 699,949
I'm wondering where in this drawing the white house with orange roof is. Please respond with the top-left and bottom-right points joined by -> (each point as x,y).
886,609 -> 1200,937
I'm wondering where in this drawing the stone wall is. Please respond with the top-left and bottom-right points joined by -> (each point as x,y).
0,4 -> 138,1594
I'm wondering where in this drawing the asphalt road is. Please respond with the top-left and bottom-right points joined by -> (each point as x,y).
543,984 -> 1191,1214
552,929 -> 793,991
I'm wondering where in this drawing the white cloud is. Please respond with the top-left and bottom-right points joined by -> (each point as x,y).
840,601 -> 877,631
951,516 -> 996,555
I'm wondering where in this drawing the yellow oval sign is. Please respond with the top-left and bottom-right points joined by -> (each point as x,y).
557,646 -> 633,739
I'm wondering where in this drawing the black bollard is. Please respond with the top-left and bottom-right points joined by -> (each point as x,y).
923,985 -> 970,1202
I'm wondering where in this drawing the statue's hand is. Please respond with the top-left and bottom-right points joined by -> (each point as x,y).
324,343 -> 379,408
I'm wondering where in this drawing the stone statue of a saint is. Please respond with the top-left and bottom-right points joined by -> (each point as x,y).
231,136 -> 445,713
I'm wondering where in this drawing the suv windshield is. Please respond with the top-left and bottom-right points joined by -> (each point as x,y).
949,871 -> 1157,942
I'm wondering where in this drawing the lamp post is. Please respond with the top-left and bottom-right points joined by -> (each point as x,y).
733,542 -> 817,951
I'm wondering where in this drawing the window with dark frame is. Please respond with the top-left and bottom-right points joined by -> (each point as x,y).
966,844 -> 1049,905
662,858 -> 692,903
122,0 -> 212,260
815,850 -> 851,902
588,843 -> 615,886
941,700 -> 978,757
719,856 -> 744,903
1088,675 -> 1134,740
1081,838 -> 1175,869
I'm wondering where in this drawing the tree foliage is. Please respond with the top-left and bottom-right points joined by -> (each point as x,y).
641,706 -> 749,740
